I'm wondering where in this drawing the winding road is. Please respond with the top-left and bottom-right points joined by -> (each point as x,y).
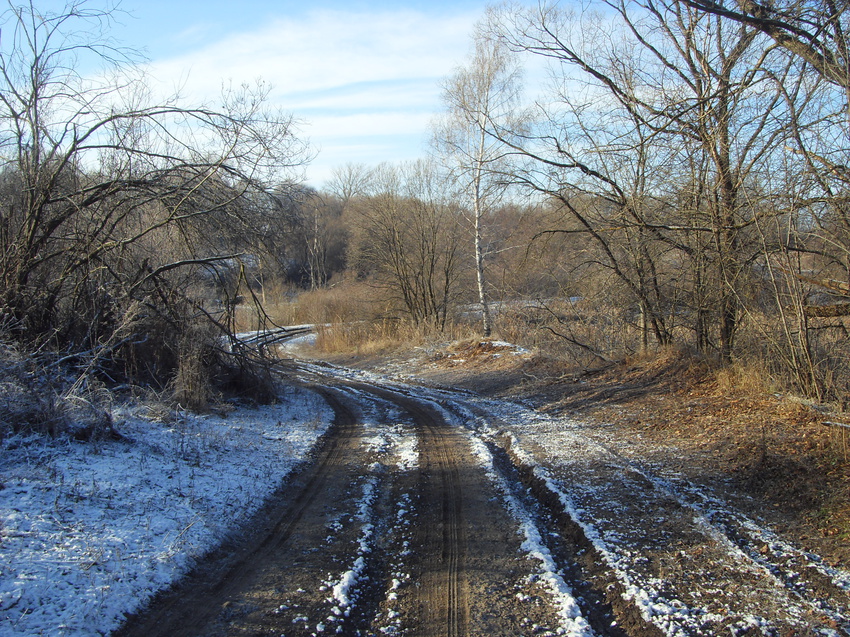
115,361 -> 850,637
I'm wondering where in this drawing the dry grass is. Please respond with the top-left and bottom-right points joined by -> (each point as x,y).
250,280 -> 488,357
233,281 -> 406,349
169,317 -> 277,411
714,359 -> 778,395
256,282 -> 387,329
313,319 -> 482,357
171,323 -> 216,412
313,320 -> 400,355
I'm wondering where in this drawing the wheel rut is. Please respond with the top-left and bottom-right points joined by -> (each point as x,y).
114,387 -> 369,636
348,381 -> 573,636
350,383 -> 472,637
117,375 -> 581,636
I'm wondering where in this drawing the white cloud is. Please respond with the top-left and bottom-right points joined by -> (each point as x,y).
146,8 -> 475,102
140,7 -> 480,186
285,81 -> 439,114
307,111 -> 432,139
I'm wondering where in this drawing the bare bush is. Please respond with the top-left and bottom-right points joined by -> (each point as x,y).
0,1 -> 308,410
0,339 -> 116,440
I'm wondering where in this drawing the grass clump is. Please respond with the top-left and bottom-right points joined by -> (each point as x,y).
0,342 -> 116,441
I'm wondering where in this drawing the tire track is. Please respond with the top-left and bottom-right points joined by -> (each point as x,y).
299,367 -> 597,635
429,412 -> 468,637
348,383 -> 471,637
636,467 -> 850,633
114,387 -> 371,637
466,397 -> 850,635
431,392 -> 661,637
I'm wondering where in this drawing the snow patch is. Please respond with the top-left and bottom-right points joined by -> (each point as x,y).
0,385 -> 333,636
466,434 -> 593,637
324,474 -> 379,628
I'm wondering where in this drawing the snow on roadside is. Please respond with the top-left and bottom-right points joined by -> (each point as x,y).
323,475 -> 378,631
465,434 -> 593,637
0,384 -> 333,636
478,408 -> 815,636
456,395 -> 718,636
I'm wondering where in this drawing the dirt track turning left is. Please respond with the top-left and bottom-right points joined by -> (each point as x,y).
115,378 -> 568,636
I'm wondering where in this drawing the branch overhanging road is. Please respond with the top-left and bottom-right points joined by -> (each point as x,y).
116,355 -> 850,637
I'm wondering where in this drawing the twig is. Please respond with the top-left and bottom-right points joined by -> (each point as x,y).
823,421 -> 850,430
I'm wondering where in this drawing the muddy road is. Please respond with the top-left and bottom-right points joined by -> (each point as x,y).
116,362 -> 850,636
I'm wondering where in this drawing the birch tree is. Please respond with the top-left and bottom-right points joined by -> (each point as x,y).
435,31 -> 525,337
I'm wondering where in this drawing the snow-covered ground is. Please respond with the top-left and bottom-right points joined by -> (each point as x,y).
6,334 -> 850,636
0,384 -> 333,636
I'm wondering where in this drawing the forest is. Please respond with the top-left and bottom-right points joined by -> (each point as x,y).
3,0 -> 850,424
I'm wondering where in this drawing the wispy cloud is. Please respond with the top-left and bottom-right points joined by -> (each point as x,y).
142,7 -> 481,185
288,81 -> 438,116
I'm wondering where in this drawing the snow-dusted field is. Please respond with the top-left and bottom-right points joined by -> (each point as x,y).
0,384 -> 333,636
6,341 -> 850,636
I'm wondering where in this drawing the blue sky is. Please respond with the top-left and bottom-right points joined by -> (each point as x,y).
81,0 -> 526,187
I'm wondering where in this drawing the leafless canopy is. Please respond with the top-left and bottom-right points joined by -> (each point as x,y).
0,0 -> 309,392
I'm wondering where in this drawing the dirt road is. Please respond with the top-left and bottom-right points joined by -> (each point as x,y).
116,362 -> 850,636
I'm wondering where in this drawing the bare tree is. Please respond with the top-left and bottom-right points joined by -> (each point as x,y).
350,161 -> 462,329
434,29 -> 526,337
488,0 -> 789,360
326,162 -> 373,212
679,0 -> 850,92
0,0 -> 308,393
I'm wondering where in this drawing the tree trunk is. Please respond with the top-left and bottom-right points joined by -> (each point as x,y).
473,161 -> 492,338
475,212 -> 492,338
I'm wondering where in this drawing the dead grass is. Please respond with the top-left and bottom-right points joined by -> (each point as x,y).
714,361 -> 777,395
264,282 -> 387,328
532,350 -> 850,565
171,323 -> 216,412
313,319 -> 484,359
166,318 -> 277,411
348,340 -> 850,567
314,320 -> 402,355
